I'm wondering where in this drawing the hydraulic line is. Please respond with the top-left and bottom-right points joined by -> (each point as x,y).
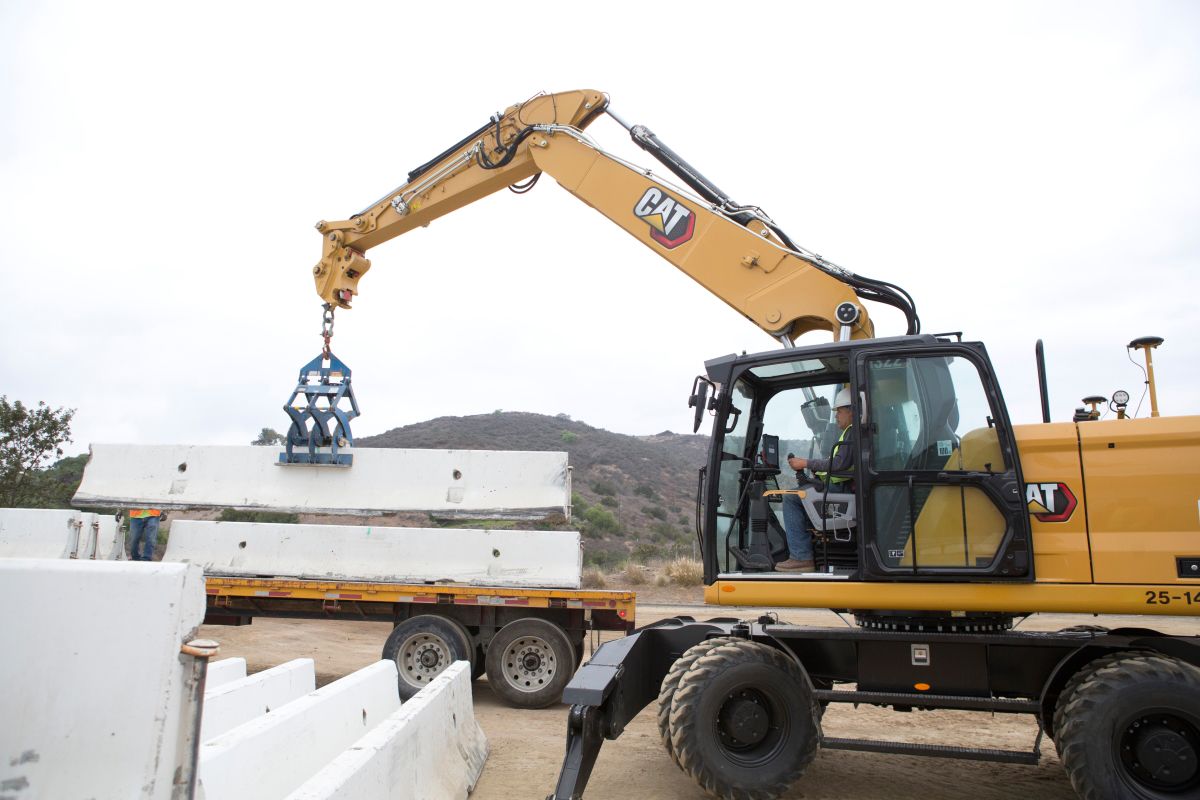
605,108 -> 921,335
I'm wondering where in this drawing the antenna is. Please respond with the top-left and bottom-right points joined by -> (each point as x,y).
1127,336 -> 1165,418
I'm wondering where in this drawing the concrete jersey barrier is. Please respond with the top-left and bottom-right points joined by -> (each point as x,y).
167,519 -> 584,588
0,559 -> 206,798
197,660 -> 402,799
0,508 -> 123,560
73,444 -> 571,518
286,661 -> 487,800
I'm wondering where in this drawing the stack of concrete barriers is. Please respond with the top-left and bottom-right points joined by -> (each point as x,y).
0,559 -> 488,799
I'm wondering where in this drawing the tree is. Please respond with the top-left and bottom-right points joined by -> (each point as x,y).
0,396 -> 75,507
251,427 -> 286,446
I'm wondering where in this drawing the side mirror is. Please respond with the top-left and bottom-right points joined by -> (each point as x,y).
801,396 -> 830,431
689,377 -> 713,433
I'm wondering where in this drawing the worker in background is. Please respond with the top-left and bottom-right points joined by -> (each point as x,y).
127,508 -> 163,561
776,387 -> 855,572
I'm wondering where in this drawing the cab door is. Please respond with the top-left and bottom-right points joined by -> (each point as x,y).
855,343 -> 1032,580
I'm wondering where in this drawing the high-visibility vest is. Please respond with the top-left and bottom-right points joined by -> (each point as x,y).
128,509 -> 162,518
817,425 -> 853,485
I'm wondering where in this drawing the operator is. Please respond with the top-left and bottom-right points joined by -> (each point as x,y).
127,508 -> 163,561
776,388 -> 855,572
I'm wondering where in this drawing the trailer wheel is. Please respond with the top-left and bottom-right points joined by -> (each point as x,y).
382,614 -> 473,700
485,618 -> 573,709
1054,652 -> 1200,799
656,637 -> 737,763
669,640 -> 818,800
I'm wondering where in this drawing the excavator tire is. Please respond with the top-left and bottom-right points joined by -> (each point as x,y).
656,637 -> 737,764
1054,651 -> 1200,799
669,640 -> 818,800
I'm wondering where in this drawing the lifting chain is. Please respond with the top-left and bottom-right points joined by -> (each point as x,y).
320,303 -> 335,359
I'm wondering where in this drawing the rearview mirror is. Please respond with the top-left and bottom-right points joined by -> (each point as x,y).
801,396 -> 830,431
689,377 -> 713,433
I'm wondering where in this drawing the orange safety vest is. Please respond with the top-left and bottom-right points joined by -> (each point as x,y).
128,509 -> 162,518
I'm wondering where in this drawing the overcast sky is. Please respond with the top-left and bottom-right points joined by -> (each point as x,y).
2,1 -> 1197,455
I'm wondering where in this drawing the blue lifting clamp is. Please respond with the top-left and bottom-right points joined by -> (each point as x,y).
280,305 -> 360,466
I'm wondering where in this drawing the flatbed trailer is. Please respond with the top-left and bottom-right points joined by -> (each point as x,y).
202,574 -> 636,709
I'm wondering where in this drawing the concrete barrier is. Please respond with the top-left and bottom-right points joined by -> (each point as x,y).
74,444 -> 571,518
197,660 -> 402,799
287,661 -> 487,800
0,509 -> 125,560
70,512 -> 123,560
207,657 -> 248,689
0,559 -> 206,798
201,659 -> 316,742
167,519 -> 583,588
0,508 -> 80,558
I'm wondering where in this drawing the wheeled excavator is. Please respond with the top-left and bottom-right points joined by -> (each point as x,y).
288,90 -> 1200,800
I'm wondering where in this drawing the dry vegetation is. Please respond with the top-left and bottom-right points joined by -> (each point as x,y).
581,567 -> 607,589
663,557 -> 704,586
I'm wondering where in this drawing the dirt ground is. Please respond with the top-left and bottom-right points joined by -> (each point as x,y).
199,589 -> 1197,800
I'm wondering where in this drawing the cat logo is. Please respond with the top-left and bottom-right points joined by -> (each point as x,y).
634,187 -> 695,249
1025,482 -> 1077,523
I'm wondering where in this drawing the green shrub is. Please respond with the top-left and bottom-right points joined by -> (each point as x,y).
633,483 -> 658,500
651,521 -> 677,541
643,506 -> 667,521
583,505 -> 619,533
583,541 -> 626,569
600,495 -> 618,508
218,509 -> 299,524
591,480 -> 618,496
560,431 -> 577,444
571,492 -> 589,513
632,542 -> 662,562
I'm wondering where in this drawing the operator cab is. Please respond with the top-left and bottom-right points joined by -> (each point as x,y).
695,334 -> 1032,585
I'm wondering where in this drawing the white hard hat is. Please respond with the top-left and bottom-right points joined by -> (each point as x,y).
834,387 -> 852,409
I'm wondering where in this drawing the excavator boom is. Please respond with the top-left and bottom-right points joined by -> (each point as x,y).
312,89 -> 921,343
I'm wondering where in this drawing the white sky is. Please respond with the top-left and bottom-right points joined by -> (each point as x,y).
2,1 -> 1197,455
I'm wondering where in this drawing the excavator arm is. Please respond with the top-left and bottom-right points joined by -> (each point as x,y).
285,89 -> 919,465
311,89 -> 920,343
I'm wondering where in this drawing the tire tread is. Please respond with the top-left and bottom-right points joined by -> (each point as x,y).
669,640 -> 818,800
1053,651 -> 1200,800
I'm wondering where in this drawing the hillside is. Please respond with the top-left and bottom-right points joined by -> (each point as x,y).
359,412 -> 709,568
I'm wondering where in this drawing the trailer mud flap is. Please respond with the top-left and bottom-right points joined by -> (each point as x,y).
547,616 -> 739,800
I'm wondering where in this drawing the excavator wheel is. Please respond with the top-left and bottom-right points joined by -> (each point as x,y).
1054,651 -> 1200,799
668,640 -> 818,800
656,637 -> 737,764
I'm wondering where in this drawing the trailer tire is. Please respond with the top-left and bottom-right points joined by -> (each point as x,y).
1054,652 -> 1200,799
656,637 -> 737,763
669,640 -> 818,800
485,618 -> 574,709
472,645 -> 486,681
382,614 -> 473,700
573,636 -> 585,670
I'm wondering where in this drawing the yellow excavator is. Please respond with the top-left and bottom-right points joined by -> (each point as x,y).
295,90 -> 1200,800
